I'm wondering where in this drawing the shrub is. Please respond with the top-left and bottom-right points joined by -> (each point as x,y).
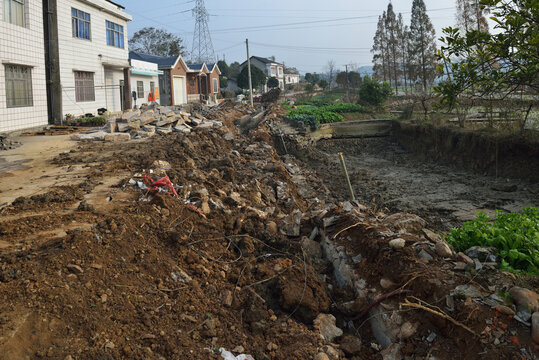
287,106 -> 343,129
446,207 -> 539,275
359,75 -> 392,106
322,103 -> 367,114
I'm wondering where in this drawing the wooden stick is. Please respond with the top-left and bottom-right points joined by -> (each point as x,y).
400,299 -> 478,337
350,289 -> 411,320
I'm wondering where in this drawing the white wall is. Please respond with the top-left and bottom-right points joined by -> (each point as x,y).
0,0 -> 48,132
131,74 -> 159,105
57,0 -> 130,117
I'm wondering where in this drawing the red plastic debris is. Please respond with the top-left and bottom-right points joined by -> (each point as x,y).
143,174 -> 178,197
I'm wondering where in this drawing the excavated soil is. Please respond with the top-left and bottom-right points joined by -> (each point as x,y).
0,104 -> 537,360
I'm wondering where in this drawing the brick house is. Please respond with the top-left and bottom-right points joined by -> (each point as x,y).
186,62 -> 221,104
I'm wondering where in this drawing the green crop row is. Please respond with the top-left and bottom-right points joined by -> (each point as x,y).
446,207 -> 539,275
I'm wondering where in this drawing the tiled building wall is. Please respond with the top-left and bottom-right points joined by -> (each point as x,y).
131,74 -> 159,105
56,0 -> 129,116
0,0 -> 48,132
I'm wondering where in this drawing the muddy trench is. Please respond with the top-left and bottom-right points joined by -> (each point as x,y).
280,135 -> 539,232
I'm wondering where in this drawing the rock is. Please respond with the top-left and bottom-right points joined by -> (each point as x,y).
66,264 -> 83,274
104,121 -> 116,133
222,290 -> 233,307
418,249 -> 433,263
399,321 -> 418,339
117,122 -> 130,132
465,246 -> 498,263
339,335 -> 362,356
104,133 -> 130,141
454,262 -> 467,271
434,241 -> 453,258
266,221 -> 278,234
121,110 -> 140,120
383,213 -> 426,234
495,305 -> 515,316
456,252 -> 474,264
341,296 -> 367,315
516,308 -> 532,322
301,236 -> 322,259
314,353 -> 330,360
380,278 -> 395,289
509,287 -> 539,313
454,284 -> 483,299
380,343 -> 401,360
426,332 -> 437,342
266,342 -> 278,351
232,346 -> 245,353
223,132 -> 235,141
532,312 -> 539,344
422,228 -> 442,242
313,314 -> 343,344
389,238 -> 406,250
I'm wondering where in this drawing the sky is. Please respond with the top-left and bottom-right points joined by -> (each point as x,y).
118,0 -> 460,74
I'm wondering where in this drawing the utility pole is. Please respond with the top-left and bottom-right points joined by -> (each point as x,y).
282,61 -> 286,99
246,39 -> 253,107
345,64 -> 350,102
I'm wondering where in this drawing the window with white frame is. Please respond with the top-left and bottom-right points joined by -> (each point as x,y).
3,0 -> 25,27
150,81 -> 155,93
106,20 -> 124,48
5,65 -> 33,108
213,78 -> 218,93
72,8 -> 91,40
74,71 -> 95,102
137,81 -> 144,98
278,67 -> 283,76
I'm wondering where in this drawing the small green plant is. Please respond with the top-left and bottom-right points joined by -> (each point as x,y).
446,207 -> 539,275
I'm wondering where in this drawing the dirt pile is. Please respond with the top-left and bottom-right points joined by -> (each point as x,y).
0,104 -> 537,359
0,134 -> 22,151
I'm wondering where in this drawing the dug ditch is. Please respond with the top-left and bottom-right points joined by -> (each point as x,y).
282,136 -> 539,232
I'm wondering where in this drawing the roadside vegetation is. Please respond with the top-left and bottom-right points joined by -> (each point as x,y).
447,207 -> 539,275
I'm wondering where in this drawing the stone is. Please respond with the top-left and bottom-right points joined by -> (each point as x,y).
495,305 -> 515,316
423,228 -> 442,242
157,127 -> 172,135
104,121 -> 116,133
389,238 -> 406,250
121,110 -> 140,120
509,287 -> 539,313
301,236 -> 322,259
380,343 -> 401,360
457,252 -> 474,264
380,278 -> 395,289
313,314 -> 343,344
66,264 -> 83,274
266,221 -> 278,234
382,213 -> 426,234
340,335 -> 362,355
314,353 -> 330,360
532,312 -> 539,344
465,246 -> 498,263
399,321 -> 418,339
104,133 -> 130,141
140,110 -> 156,125
454,284 -> 483,299
434,241 -> 453,258
454,262 -> 467,271
223,132 -> 235,141
117,123 -> 130,132
516,308 -> 532,322
266,342 -> 278,351
222,290 -> 233,307
418,249 -> 433,263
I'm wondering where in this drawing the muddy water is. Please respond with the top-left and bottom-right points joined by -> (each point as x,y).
298,137 -> 539,231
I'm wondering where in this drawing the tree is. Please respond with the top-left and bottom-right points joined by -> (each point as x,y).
220,77 -> 228,89
409,0 -> 437,92
359,76 -> 393,106
372,14 -> 389,82
336,72 -> 348,88
228,62 -> 241,79
385,3 -> 400,94
348,71 -> 362,88
237,65 -> 267,90
437,0 -> 538,130
305,73 -> 321,85
217,60 -> 229,78
326,60 -> 336,89
318,79 -> 329,89
129,27 -> 185,57
456,0 -> 489,33
267,77 -> 279,88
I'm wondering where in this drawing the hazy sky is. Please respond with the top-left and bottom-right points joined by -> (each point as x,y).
118,0 -> 459,73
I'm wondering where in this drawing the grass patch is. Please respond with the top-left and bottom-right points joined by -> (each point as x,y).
286,102 -> 368,129
446,207 -> 539,275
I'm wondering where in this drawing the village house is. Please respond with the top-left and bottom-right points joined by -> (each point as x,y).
0,0 -> 49,132
44,0 -> 132,122
187,63 -> 220,104
128,55 -> 161,108
284,67 -> 300,85
240,56 -> 284,92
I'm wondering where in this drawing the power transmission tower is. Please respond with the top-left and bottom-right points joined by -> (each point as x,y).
191,0 -> 216,63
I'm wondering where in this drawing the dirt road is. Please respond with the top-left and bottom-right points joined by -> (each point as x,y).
288,137 -> 539,231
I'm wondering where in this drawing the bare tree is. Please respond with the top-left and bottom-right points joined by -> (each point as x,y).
326,60 -> 336,89
409,0 -> 437,92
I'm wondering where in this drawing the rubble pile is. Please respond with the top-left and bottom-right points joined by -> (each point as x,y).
0,103 -> 537,359
0,134 -> 22,150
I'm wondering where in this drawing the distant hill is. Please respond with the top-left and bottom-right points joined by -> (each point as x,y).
357,66 -> 374,76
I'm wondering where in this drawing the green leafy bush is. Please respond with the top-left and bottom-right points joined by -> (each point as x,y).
359,75 -> 392,106
446,207 -> 539,275
287,106 -> 343,129
323,103 -> 367,114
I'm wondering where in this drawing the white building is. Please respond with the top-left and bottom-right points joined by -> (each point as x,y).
0,0 -> 49,132
46,0 -> 132,120
240,56 -> 285,92
129,57 -> 160,107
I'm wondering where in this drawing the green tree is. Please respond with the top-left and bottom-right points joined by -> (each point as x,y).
385,3 -> 400,94
305,73 -> 321,85
359,76 -> 393,106
409,0 -> 437,92
318,79 -> 329,89
348,72 -> 362,88
336,72 -> 348,88
372,13 -> 389,82
267,77 -> 279,88
220,77 -> 228,89
436,0 -> 538,130
228,62 -> 241,79
129,27 -> 185,57
217,60 -> 229,78
237,66 -> 267,90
